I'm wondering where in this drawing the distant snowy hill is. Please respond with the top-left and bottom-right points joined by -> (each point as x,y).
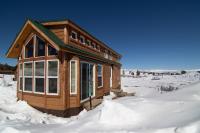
121,68 -> 200,76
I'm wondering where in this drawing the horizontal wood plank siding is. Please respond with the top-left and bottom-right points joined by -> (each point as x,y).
112,65 -> 121,89
50,28 -> 65,42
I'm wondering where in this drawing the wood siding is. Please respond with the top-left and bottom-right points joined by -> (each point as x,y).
112,65 -> 121,89
13,20 -> 121,116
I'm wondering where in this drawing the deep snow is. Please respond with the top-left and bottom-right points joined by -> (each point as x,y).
0,72 -> 200,133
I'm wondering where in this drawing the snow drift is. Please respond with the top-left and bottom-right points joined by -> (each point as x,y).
0,72 -> 200,133
99,100 -> 141,126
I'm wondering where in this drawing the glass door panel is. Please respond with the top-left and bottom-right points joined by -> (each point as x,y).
80,62 -> 94,101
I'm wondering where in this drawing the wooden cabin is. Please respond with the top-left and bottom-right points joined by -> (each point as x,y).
6,19 -> 122,117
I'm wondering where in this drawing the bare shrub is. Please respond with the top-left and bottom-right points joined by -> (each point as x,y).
158,85 -> 178,93
181,70 -> 187,75
151,77 -> 160,80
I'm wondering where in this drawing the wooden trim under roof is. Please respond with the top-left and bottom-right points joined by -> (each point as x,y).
42,20 -> 69,26
6,20 -> 60,58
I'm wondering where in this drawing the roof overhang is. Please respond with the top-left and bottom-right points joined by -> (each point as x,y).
6,19 -> 121,66
6,20 -> 60,58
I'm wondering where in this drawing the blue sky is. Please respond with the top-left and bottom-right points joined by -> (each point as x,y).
0,0 -> 200,69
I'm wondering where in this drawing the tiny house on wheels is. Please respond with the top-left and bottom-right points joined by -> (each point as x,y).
6,19 -> 122,117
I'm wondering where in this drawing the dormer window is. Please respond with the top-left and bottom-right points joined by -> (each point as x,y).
86,39 -> 91,46
71,31 -> 77,40
96,45 -> 100,52
91,43 -> 96,49
104,50 -> 109,59
25,37 -> 34,58
80,35 -> 85,44
108,53 -> 113,60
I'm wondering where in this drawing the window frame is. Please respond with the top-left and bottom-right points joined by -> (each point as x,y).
91,42 -> 96,49
34,60 -> 45,94
70,60 -> 78,95
46,59 -> 59,95
24,35 -> 35,59
86,39 -> 91,46
23,61 -> 33,93
70,31 -> 78,40
34,35 -> 46,58
97,64 -> 103,88
79,35 -> 85,44
96,45 -> 100,52
19,63 -> 23,91
108,53 -> 113,60
104,50 -> 109,59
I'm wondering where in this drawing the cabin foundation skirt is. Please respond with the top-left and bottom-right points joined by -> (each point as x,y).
32,106 -> 83,117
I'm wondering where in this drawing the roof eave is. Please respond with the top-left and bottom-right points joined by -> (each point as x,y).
6,20 -> 32,58
60,44 -> 121,66
41,20 -> 69,26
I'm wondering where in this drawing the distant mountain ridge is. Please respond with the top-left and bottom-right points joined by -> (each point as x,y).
122,69 -> 200,73
0,63 -> 16,74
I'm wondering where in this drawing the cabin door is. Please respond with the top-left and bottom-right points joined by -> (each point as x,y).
80,62 -> 95,101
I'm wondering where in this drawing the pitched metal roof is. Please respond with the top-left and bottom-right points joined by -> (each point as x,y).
25,20 -> 121,66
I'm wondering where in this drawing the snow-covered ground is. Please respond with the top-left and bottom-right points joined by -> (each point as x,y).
0,71 -> 200,133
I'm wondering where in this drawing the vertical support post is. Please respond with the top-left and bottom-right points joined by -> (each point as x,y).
89,96 -> 92,110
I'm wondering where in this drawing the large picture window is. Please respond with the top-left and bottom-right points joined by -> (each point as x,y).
24,62 -> 33,92
21,34 -> 60,95
35,36 -> 45,57
47,60 -> 59,94
97,64 -> 103,88
19,63 -> 23,91
70,60 -> 77,94
34,61 -> 45,93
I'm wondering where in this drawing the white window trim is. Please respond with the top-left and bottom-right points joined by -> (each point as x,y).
19,63 -> 23,91
46,59 -> 60,95
108,54 -> 113,60
34,60 -> 45,94
24,35 -> 36,59
70,31 -> 78,40
104,53 -> 108,59
104,50 -> 109,59
96,45 -> 100,52
93,64 -> 96,96
79,35 -> 85,44
23,61 -> 33,93
91,42 -> 96,49
110,66 -> 112,88
97,64 -> 103,88
86,39 -> 91,46
34,35 -> 46,58
70,60 -> 78,95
